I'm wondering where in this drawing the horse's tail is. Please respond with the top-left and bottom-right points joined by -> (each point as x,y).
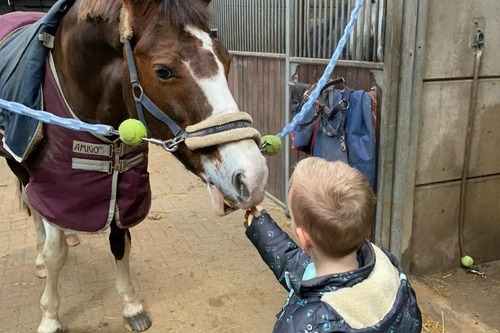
16,179 -> 32,217
4,158 -> 32,216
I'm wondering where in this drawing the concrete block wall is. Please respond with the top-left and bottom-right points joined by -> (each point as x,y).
410,0 -> 500,274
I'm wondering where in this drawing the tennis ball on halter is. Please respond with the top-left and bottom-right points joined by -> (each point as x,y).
118,119 -> 147,147
260,135 -> 282,156
461,255 -> 474,268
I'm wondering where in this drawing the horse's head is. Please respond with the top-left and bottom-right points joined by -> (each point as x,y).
57,0 -> 268,215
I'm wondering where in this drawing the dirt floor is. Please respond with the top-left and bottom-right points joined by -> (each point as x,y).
0,147 -> 499,332
413,261 -> 500,333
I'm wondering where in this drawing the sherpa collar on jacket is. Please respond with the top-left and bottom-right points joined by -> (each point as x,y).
284,240 -> 376,298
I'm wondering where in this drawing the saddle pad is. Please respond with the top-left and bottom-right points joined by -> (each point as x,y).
0,0 -> 75,162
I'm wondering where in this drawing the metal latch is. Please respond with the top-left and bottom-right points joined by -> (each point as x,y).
471,28 -> 484,49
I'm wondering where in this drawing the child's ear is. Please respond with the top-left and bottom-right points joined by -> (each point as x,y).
295,227 -> 312,251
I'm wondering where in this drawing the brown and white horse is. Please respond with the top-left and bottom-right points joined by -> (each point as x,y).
0,0 -> 268,332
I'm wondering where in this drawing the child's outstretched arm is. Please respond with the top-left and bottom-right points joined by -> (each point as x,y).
243,207 -> 310,291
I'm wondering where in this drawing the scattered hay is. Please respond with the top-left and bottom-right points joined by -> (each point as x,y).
422,313 -> 444,333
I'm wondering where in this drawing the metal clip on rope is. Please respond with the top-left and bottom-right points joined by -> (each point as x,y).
142,137 -> 185,152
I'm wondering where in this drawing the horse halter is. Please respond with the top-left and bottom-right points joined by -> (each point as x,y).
121,39 -> 260,152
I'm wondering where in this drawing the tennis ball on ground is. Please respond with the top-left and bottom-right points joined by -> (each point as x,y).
118,119 -> 147,147
461,255 -> 474,268
260,135 -> 282,156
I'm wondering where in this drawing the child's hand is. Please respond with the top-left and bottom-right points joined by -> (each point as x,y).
243,206 -> 263,228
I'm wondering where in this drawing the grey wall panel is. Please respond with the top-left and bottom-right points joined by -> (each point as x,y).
423,0 -> 500,80
414,0 -> 500,273
416,79 -> 500,185
463,177 -> 500,262
467,79 -> 500,177
411,183 -> 460,274
415,81 -> 471,185
412,177 -> 500,274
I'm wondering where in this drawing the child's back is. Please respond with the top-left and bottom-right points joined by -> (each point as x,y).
244,157 -> 422,332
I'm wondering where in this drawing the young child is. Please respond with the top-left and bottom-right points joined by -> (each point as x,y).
244,157 -> 421,332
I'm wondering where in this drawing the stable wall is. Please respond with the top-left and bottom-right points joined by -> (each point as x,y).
410,0 -> 500,274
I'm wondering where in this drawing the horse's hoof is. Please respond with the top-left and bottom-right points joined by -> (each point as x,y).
65,234 -> 81,247
123,312 -> 152,332
38,328 -> 65,333
35,265 -> 47,279
37,320 -> 66,333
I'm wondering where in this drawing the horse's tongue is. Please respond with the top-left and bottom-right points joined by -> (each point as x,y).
210,184 -> 226,216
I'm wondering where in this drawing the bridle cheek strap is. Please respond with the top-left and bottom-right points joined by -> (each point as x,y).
185,112 -> 261,150
119,8 -> 261,151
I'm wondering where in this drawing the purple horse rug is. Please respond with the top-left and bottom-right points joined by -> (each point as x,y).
22,57 -> 151,232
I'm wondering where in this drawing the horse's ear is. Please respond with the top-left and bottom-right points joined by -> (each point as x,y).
199,0 -> 211,4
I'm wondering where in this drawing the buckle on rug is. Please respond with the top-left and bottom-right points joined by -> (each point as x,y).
72,153 -> 144,174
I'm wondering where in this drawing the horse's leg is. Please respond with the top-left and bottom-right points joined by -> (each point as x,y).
17,181 -> 47,278
4,159 -> 48,277
109,222 -> 152,332
32,210 -> 47,278
37,220 -> 68,333
28,208 -> 77,278
64,232 -> 81,247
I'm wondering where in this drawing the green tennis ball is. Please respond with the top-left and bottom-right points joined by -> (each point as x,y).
118,119 -> 147,147
461,255 -> 474,268
260,135 -> 282,156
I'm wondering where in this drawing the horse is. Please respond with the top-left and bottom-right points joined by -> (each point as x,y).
0,0 -> 268,332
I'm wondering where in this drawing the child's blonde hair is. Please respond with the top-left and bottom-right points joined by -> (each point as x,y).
289,157 -> 374,257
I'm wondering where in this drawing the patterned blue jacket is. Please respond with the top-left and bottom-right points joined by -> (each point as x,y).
245,211 -> 422,333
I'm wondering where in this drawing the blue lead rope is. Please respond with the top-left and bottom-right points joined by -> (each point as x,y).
276,0 -> 365,139
0,98 -> 117,136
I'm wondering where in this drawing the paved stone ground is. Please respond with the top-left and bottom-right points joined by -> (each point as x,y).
0,147 -> 289,333
1,147 -> 499,333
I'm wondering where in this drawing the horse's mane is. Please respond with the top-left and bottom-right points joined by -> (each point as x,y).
77,0 -> 210,28
77,0 -> 120,21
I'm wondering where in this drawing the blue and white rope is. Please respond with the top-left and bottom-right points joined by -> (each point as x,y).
0,98 -> 117,136
276,0 -> 365,139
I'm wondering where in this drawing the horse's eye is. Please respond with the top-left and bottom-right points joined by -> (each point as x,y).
154,66 -> 174,80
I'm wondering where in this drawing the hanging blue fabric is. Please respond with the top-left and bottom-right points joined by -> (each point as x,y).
289,80 -> 377,192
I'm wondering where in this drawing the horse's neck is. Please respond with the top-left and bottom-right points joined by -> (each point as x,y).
53,12 -> 129,128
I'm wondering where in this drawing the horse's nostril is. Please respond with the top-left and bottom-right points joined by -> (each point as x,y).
232,169 -> 250,201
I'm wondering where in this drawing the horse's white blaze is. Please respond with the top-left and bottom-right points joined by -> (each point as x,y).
184,26 -> 268,214
184,25 -> 239,116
